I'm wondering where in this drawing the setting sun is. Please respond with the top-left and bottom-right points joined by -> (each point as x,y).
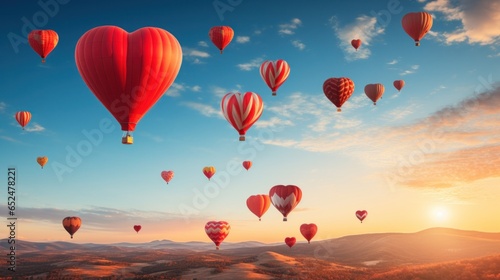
431,206 -> 449,222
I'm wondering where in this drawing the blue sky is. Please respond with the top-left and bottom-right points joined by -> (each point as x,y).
1,0 -> 499,244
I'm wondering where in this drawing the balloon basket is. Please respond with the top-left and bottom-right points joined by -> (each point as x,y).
415,41 -> 420,46
239,135 -> 245,141
122,135 -> 133,145
337,108 -> 341,112
283,217 -> 287,222
272,92 -> 276,96
216,247 -> 220,250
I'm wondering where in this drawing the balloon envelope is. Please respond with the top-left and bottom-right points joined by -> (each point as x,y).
402,12 -> 433,46
285,237 -> 296,248
209,26 -> 234,54
393,80 -> 405,91
364,83 -> 385,105
323,77 -> 355,112
221,92 -> 263,141
356,210 -> 368,223
269,185 -> 302,221
28,30 -> 58,62
351,39 -> 361,50
133,225 -> 141,233
15,111 -> 31,130
75,26 -> 182,144
62,216 -> 81,239
242,161 -> 252,171
37,156 -> 48,169
246,194 -> 271,221
260,59 -> 290,96
205,221 -> 230,250
161,171 -> 174,184
203,166 -> 216,180
300,223 -> 318,244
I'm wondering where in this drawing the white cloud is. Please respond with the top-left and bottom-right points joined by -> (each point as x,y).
254,117 -> 294,128
279,18 -> 302,35
25,123 -> 45,132
387,59 -> 398,65
400,64 -> 420,76
292,40 -> 306,50
0,102 -> 6,112
165,83 -> 202,97
236,36 -> 250,43
424,0 -> 500,45
192,85 -> 202,92
182,47 -> 210,64
198,41 -> 209,47
330,15 -> 385,61
237,57 -> 264,71
183,102 -> 222,118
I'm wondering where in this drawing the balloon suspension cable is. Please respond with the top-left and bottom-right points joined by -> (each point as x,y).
239,135 -> 245,141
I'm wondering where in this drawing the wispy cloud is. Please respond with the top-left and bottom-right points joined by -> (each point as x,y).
387,59 -> 398,65
183,102 -> 223,118
279,18 -> 302,35
254,117 -> 294,129
25,123 -> 45,132
292,40 -> 306,50
198,41 -> 209,47
182,47 -> 210,64
165,83 -> 202,97
237,57 -> 264,71
400,64 -> 420,76
0,102 -> 6,112
329,15 -> 385,61
236,36 -> 250,43
0,135 -> 18,143
424,0 -> 500,45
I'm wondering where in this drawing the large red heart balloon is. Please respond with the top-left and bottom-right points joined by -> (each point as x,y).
75,26 -> 182,143
300,223 -> 318,244
285,237 -> 296,248
323,77 -> 355,112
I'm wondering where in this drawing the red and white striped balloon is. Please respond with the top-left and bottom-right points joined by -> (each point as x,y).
260,59 -> 290,96
221,92 -> 263,141
269,185 -> 302,221
205,221 -> 230,250
15,111 -> 32,130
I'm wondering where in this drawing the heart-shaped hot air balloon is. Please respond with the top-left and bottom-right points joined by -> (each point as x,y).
242,161 -> 252,171
203,166 -> 216,180
15,111 -> 31,130
351,39 -> 361,51
246,194 -> 271,221
205,221 -> 230,250
300,223 -> 318,244
209,26 -> 234,54
364,83 -> 385,105
402,12 -> 433,46
260,59 -> 290,96
62,216 -> 81,239
393,80 -> 405,92
37,156 -> 48,169
285,237 -> 296,248
323,77 -> 355,112
269,185 -> 302,221
356,210 -> 368,223
28,30 -> 59,63
161,171 -> 174,184
221,92 -> 263,141
75,26 -> 182,145
133,225 -> 141,233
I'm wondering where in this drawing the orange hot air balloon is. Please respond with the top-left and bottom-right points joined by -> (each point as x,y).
75,26 -> 182,145
242,161 -> 252,171
37,156 -> 48,169
323,77 -> 355,112
205,221 -> 230,250
351,39 -> 361,51
221,92 -> 264,141
393,80 -> 405,92
203,166 -> 216,180
161,170 -> 174,184
28,30 -> 59,63
15,111 -> 31,130
62,216 -> 81,239
209,26 -> 234,54
260,59 -> 290,96
402,12 -> 433,46
133,225 -> 141,233
300,223 -> 318,244
246,194 -> 271,221
285,237 -> 296,248
269,185 -> 302,221
364,83 -> 385,105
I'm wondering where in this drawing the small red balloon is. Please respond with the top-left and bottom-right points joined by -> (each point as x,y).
285,237 -> 296,248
